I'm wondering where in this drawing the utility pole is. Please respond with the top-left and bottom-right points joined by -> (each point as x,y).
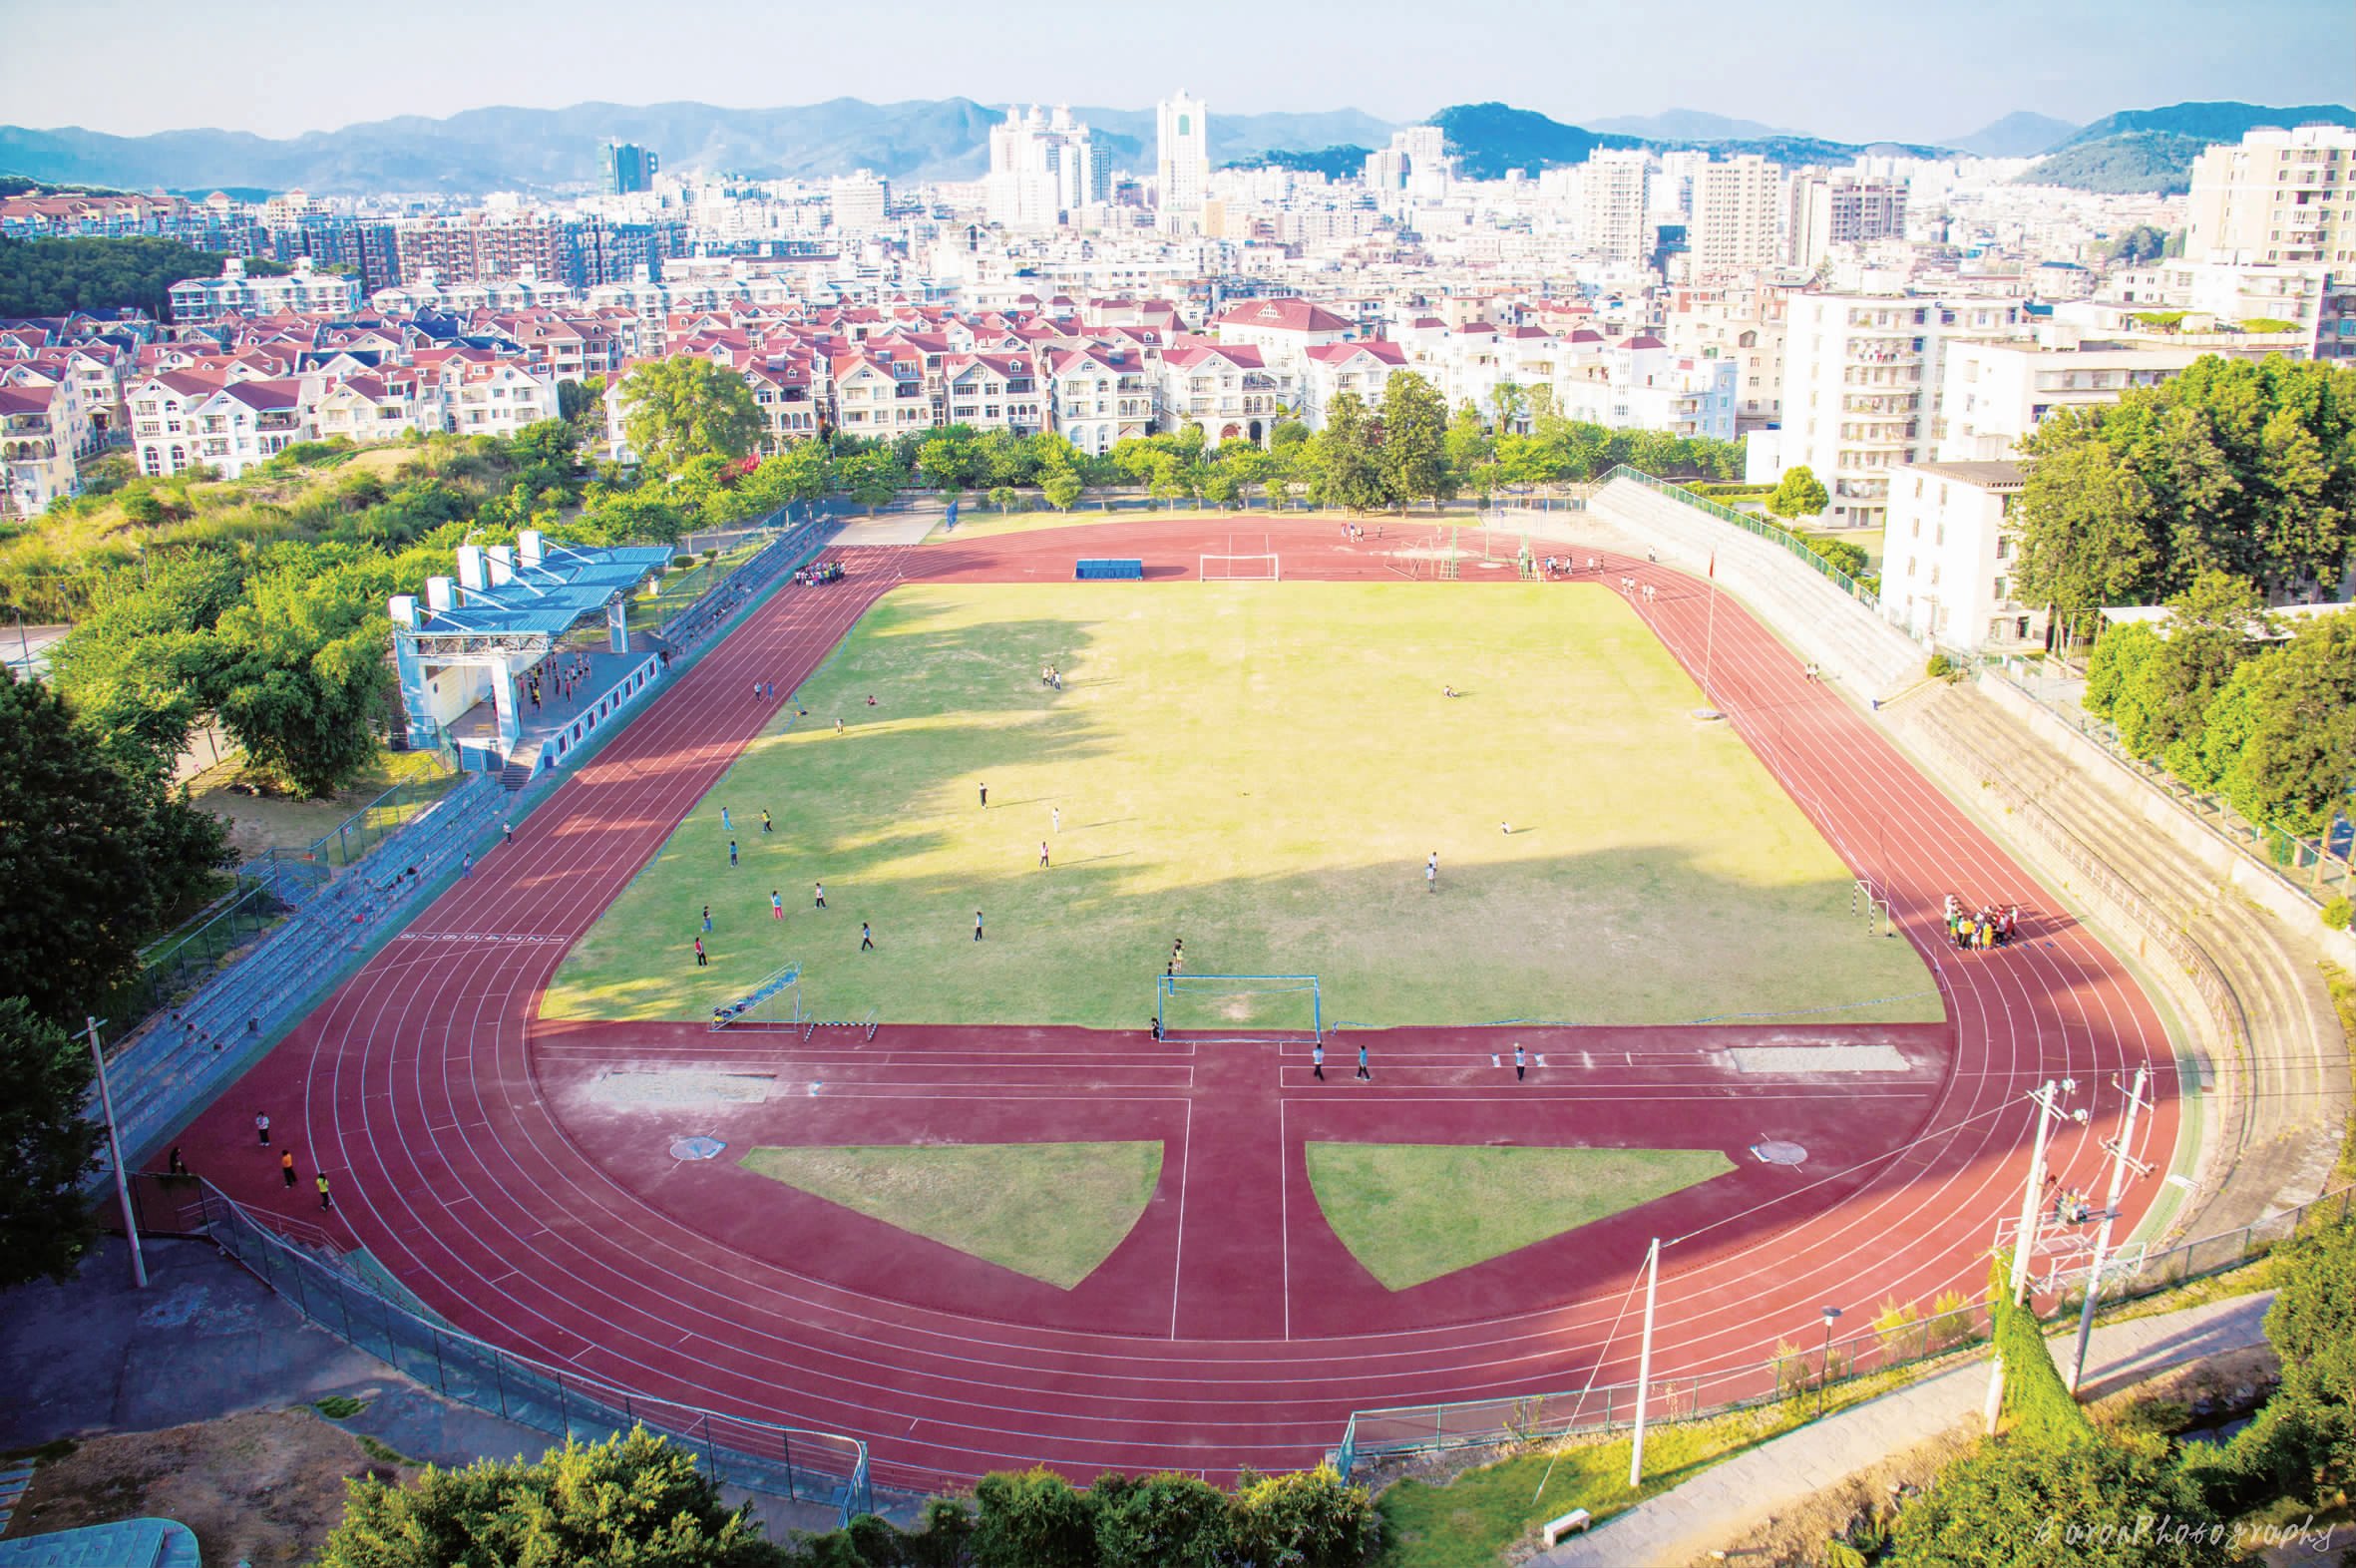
2071,1065 -> 2153,1393
85,1016 -> 148,1290
1985,1077 -> 2080,1433
1627,1237 -> 1661,1488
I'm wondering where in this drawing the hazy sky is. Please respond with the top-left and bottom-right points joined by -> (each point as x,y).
3,0 -> 2349,143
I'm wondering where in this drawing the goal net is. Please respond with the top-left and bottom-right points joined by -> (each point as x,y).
1200,554 -> 1280,582
1156,973 -> 1322,1041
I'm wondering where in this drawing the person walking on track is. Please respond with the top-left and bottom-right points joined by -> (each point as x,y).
1312,1042 -> 1326,1081
255,1112 -> 270,1147
761,810 -> 773,834
701,905 -> 711,932
1039,840 -> 1050,869
728,840 -> 738,867
315,1174 -> 333,1212
281,1150 -> 296,1188
1051,805 -> 1060,833
1357,1042 -> 1372,1081
1426,852 -> 1437,892
1513,1042 -> 1527,1081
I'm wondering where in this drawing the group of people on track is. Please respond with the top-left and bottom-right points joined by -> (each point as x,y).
1945,896 -> 2024,951
795,560 -> 846,587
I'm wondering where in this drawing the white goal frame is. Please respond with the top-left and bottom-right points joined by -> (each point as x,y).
1199,553 -> 1281,582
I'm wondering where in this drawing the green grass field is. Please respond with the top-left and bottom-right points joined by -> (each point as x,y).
543,583 -> 1939,1029
738,1142 -> 1161,1289
1306,1144 -> 1737,1290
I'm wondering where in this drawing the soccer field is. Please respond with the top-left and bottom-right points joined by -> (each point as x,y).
542,582 -> 1941,1029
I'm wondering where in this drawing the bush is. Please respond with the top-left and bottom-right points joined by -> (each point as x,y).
1926,653 -> 1955,679
2323,897 -> 2352,933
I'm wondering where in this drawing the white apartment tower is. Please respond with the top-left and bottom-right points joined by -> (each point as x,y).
985,106 -> 1108,230
2183,124 -> 2356,266
1157,92 -> 1212,220
1690,156 -> 1782,275
1580,150 -> 1652,264
1787,176 -> 1908,268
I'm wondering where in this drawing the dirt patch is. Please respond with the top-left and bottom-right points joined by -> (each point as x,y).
1682,1424 -> 1977,1567
4,1408 -> 407,1566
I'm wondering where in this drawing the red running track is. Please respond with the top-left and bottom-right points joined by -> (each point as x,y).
171,519 -> 2180,1490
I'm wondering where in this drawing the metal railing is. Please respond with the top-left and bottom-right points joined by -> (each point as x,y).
135,1175 -> 873,1524
303,758 -> 468,872
1332,1184 -> 2352,1480
1600,465 -> 1882,613
652,512 -> 835,650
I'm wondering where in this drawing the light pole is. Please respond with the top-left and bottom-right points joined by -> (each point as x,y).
2071,1065 -> 2153,1393
85,1016 -> 148,1289
1986,1077 -> 2087,1432
1817,1306 -> 1843,1419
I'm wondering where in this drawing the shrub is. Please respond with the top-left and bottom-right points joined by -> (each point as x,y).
2323,897 -> 2352,933
1926,653 -> 1955,679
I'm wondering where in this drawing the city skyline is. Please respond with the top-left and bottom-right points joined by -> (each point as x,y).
1,0 -> 2349,145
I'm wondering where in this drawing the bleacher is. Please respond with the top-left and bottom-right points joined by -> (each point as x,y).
1579,473 -> 1924,700
1074,558 -> 1145,581
96,774 -> 505,1172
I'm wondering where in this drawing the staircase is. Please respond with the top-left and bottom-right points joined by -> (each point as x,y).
499,740 -> 542,792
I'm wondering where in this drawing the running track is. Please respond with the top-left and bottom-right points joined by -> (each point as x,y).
171,519 -> 2179,1490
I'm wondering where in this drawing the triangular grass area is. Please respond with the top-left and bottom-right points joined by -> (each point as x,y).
740,1141 -> 1162,1290
1307,1143 -> 1734,1290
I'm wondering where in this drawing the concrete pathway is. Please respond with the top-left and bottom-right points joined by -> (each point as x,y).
1535,1292 -> 2275,1568
835,512 -> 940,547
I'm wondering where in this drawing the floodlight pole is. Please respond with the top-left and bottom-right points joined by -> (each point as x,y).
1628,1237 -> 1661,1488
2071,1065 -> 2151,1394
87,1016 -> 148,1290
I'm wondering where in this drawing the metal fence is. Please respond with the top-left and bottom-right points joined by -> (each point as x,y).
1981,661 -> 2356,909
653,512 -> 835,651
302,759 -> 469,872
1333,1184 -> 2352,1480
135,1175 -> 873,1524
1601,465 -> 1882,613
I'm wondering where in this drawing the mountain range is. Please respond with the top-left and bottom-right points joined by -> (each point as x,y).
1,98 -> 2348,198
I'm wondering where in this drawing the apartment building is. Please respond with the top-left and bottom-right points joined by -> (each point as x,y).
1776,292 -> 2024,530
830,350 -> 932,436
1881,460 -> 2045,653
1787,176 -> 1908,269
1157,343 -> 1280,447
0,382 -> 77,518
1580,150 -> 1652,264
2108,257 -> 2335,347
1934,328 -> 2227,462
986,107 -> 1109,231
943,352 -> 1045,435
129,370 -> 225,477
2183,124 -> 2355,267
1157,92 -> 1212,222
1664,283 -> 1789,433
181,378 -> 312,478
743,359 -> 822,449
169,256 -> 362,323
427,358 -> 560,439
1690,156 -> 1783,276
314,373 -> 422,444
1549,336 -> 1738,441
1301,340 -> 1408,427
1210,297 -> 1353,393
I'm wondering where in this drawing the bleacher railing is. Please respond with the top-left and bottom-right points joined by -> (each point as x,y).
1332,1184 -> 2352,1481
133,1174 -> 873,1525
652,510 -> 835,650
303,757 -> 468,872
1599,465 -> 1881,614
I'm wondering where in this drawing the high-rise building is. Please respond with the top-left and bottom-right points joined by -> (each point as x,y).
1690,156 -> 1783,275
603,143 -> 660,196
2183,124 -> 2356,266
829,173 -> 891,231
1786,176 -> 1907,268
985,107 -> 1107,230
1157,92 -> 1211,220
1363,127 -> 1452,204
1579,150 -> 1652,264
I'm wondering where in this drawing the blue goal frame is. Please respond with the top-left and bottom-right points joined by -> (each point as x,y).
1155,973 -> 1323,1042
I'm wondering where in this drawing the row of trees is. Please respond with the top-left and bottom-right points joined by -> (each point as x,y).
0,235 -> 294,320
615,356 -> 1748,519
1882,1216 -> 2356,1566
317,1428 -> 1380,1568
2012,356 -> 2356,627
2084,572 -> 2356,838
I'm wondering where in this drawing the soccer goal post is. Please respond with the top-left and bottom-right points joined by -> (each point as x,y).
1199,553 -> 1280,582
1156,974 -> 1322,1041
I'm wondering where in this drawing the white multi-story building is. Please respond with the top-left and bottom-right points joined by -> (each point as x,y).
1157,343 -> 1280,447
2183,124 -> 2355,268
2107,257 -> 2335,347
180,378 -> 313,478
1690,156 -> 1783,276
1047,346 -> 1153,454
1933,327 -> 2232,462
0,381 -> 76,518
1580,150 -> 1652,264
1664,282 -> 1791,434
1211,296 -> 1354,394
1300,340 -> 1408,426
427,358 -> 560,439
829,173 -> 890,232
169,255 -> 362,322
1365,127 -> 1453,209
1157,92 -> 1211,224
1549,335 -> 1739,441
1881,460 -> 2044,653
985,107 -> 1108,232
942,352 -> 1045,436
1776,291 -> 2025,530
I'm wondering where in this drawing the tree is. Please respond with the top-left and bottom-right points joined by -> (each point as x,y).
1089,1473 -> 1234,1568
1378,370 -> 1450,512
0,668 -> 227,1024
0,235 -> 232,319
1041,469 -> 1083,513
2190,610 -> 2356,833
2082,571 -> 2263,772
919,428 -> 982,495
208,561 -> 396,798
1443,400 -> 1494,499
1768,465 -> 1830,521
838,451 -> 901,514
0,1000 -> 104,1291
970,1468 -> 1094,1568
1230,1465 -> 1382,1568
1890,1429 -> 2229,1568
620,357 -> 765,476
1304,392 -> 1385,513
2192,1218 -> 2356,1510
317,1426 -> 788,1567
736,445 -> 834,520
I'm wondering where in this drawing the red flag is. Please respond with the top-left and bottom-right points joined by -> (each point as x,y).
1708,552 -> 1716,579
